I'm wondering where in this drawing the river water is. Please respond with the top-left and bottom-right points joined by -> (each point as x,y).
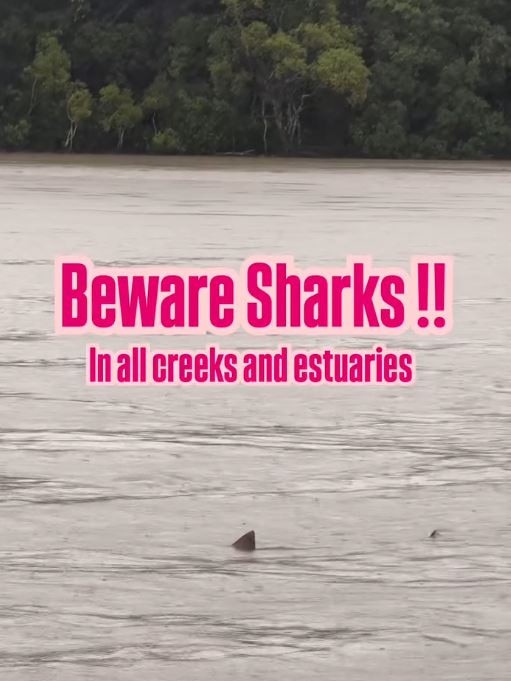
0,155 -> 510,680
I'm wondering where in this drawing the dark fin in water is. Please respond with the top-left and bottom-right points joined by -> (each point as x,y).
429,529 -> 439,539
232,530 -> 256,552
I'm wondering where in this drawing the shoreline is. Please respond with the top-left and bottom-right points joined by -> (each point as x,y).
1,151 -> 511,171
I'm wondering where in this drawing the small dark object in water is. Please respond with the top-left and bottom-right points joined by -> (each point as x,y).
429,529 -> 439,538
232,530 -> 256,552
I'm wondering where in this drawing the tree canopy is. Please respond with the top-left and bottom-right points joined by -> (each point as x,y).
0,0 -> 510,158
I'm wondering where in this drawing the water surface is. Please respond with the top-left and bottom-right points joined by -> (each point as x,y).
0,155 -> 510,680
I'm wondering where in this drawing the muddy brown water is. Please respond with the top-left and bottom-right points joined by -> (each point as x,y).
0,155 -> 510,680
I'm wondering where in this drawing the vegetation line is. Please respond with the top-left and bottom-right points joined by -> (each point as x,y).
0,0 -> 509,159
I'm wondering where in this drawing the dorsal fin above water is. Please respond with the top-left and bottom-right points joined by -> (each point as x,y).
232,530 -> 256,552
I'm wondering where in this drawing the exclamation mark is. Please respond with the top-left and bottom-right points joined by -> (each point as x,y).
434,263 -> 446,328
417,263 -> 446,329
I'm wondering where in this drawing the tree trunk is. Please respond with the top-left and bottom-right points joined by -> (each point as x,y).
271,100 -> 290,152
117,128 -> 125,151
151,113 -> 158,135
28,77 -> 38,116
261,99 -> 269,155
288,103 -> 301,149
64,122 -> 77,151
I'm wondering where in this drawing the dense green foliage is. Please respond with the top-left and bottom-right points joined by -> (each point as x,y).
1,0 -> 510,157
